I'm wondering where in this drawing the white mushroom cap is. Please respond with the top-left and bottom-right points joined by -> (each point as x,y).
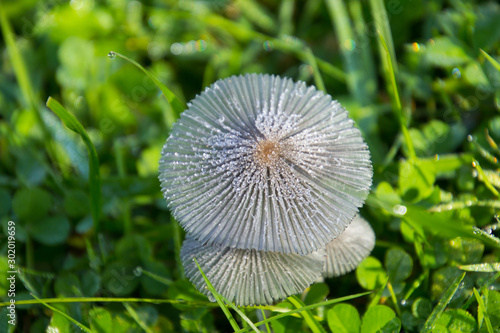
181,235 -> 326,306
322,214 -> 375,278
159,74 -> 373,254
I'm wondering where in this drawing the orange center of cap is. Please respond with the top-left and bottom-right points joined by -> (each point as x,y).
254,139 -> 282,167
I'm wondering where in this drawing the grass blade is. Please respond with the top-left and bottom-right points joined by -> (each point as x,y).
187,12 -> 345,82
377,31 -> 415,159
0,3 -> 65,170
0,292 -> 371,331
31,294 -> 92,333
377,31 -> 401,111
109,51 -> 186,117
236,291 -> 371,333
17,269 -> 39,297
420,153 -> 474,175
368,276 -> 389,308
193,258 -> 262,333
471,227 -> 500,247
473,288 -> 494,333
171,216 -> 184,279
485,128 -> 500,156
367,195 -> 500,249
114,140 -> 132,234
325,0 -> 375,105
348,0 -> 377,101
260,308 -> 272,333
235,0 -> 276,34
458,263 -> 500,272
46,97 -> 101,232
278,0 -> 295,35
192,258 -> 240,332
462,271 -> 500,311
0,4 -> 42,123
386,281 -> 401,317
304,47 -> 326,92
480,49 -> 500,72
0,294 -> 370,312
403,272 -> 427,301
123,302 -> 155,333
429,200 -> 500,213
368,0 -> 414,158
422,272 -> 466,332
369,0 -> 397,74
0,297 -> 220,308
138,268 -> 173,286
288,295 -> 326,333
473,159 -> 499,197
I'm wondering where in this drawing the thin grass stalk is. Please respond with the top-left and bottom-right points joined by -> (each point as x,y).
422,272 -> 466,332
466,271 -> 500,311
236,292 -> 371,333
473,159 -> 499,197
369,0 -> 398,74
171,216 -> 184,279
46,97 -> 102,232
288,295 -> 326,333
124,302 -> 155,333
481,49 -> 500,72
348,0 -> 377,102
304,47 -> 326,93
377,31 -> 416,159
473,288 -> 494,333
31,294 -> 92,333
278,0 -> 295,35
0,297 -> 219,308
0,6 -> 46,135
114,140 -> 132,234
0,4 -> 65,178
140,268 -> 174,286
192,258 -> 242,332
181,12 -> 346,82
260,309 -> 272,333
368,277 -> 389,309
109,51 -> 186,116
386,281 -> 401,317
26,236 -> 34,270
325,0 -> 374,105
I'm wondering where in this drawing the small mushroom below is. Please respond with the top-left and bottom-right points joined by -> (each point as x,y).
181,235 -> 326,307
322,214 -> 375,278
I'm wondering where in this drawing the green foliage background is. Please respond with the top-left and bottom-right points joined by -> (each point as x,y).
1,0 -> 500,332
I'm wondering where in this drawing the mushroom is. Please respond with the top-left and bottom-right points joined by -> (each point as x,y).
159,74 -> 374,306
159,74 -> 373,255
322,214 -> 375,278
181,214 -> 375,306
181,235 -> 326,306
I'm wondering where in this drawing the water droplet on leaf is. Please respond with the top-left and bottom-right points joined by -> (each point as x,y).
393,204 -> 407,216
133,266 -> 143,276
